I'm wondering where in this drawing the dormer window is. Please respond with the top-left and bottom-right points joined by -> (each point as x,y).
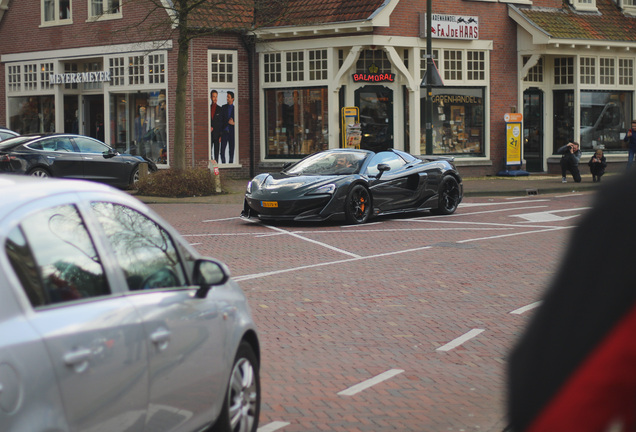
569,0 -> 598,12
616,0 -> 636,16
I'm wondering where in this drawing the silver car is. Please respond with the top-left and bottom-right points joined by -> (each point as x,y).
0,175 -> 260,432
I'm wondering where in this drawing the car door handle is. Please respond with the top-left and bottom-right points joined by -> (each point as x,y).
150,328 -> 171,351
64,348 -> 92,373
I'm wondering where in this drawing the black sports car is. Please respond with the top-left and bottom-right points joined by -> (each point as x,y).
241,148 -> 463,224
0,133 -> 157,189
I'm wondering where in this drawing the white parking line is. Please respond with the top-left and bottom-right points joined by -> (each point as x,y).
202,216 -> 242,222
257,421 -> 291,432
510,301 -> 542,315
436,329 -> 485,352
460,199 -> 550,207
263,224 -> 362,258
337,369 -> 404,396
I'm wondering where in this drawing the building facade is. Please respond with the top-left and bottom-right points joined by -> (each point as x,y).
2,0 -> 636,179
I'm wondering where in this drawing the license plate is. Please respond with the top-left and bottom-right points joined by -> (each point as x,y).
261,201 -> 278,208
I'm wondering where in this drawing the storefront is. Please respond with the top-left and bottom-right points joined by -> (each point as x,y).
256,17 -> 492,167
3,42 -> 170,165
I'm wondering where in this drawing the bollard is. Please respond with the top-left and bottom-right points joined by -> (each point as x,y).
209,160 -> 222,193
139,162 -> 149,180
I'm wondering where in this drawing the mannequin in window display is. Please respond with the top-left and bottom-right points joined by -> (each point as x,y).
155,93 -> 167,162
134,106 -> 148,156
209,90 -> 223,162
220,91 -> 235,164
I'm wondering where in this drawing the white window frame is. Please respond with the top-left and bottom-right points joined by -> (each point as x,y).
580,56 -> 596,85
87,0 -> 122,21
619,58 -> 634,86
522,56 -> 544,83
106,51 -> 167,90
420,48 -> 488,85
569,0 -> 598,12
553,57 -> 574,86
41,0 -> 72,26
260,49 -> 330,88
599,57 -> 615,86
6,62 -> 58,94
208,49 -> 239,166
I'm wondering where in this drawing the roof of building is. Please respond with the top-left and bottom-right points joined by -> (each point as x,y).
511,0 -> 636,42
264,0 -> 387,27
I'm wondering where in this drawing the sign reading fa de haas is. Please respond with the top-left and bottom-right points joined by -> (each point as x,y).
420,14 -> 479,40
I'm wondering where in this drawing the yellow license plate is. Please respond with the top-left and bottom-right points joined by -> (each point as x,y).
261,201 -> 278,208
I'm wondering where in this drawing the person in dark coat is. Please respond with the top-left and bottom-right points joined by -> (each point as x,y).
588,148 -> 607,182
209,90 -> 223,162
220,91 -> 235,164
557,141 -> 581,183
624,120 -> 636,169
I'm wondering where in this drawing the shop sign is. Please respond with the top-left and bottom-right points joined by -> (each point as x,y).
420,14 -> 479,40
49,71 -> 111,85
504,113 -> 523,166
352,73 -> 395,83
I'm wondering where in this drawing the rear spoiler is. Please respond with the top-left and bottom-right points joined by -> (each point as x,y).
416,155 -> 455,162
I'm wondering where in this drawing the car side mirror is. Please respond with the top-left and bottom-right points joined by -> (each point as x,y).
376,163 -> 391,179
193,259 -> 230,299
103,148 -> 118,159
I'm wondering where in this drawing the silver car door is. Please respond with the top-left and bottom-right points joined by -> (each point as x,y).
6,203 -> 148,432
89,202 -> 226,432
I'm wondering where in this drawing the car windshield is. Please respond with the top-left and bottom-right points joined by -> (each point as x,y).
285,151 -> 368,176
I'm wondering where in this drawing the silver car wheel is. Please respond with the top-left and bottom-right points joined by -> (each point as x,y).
228,357 -> 258,431
29,168 -> 50,178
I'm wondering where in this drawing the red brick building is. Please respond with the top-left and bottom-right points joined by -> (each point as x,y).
2,0 -> 636,178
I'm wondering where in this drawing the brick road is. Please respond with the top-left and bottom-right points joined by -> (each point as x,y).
151,190 -> 598,432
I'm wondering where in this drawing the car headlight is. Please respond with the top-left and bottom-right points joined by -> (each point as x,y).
307,184 -> 336,195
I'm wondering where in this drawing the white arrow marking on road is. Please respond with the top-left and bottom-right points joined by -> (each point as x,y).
337,369 -> 404,396
436,329 -> 485,352
258,421 -> 291,432
512,207 -> 590,223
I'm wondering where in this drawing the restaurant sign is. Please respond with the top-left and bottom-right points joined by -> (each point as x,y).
420,14 -> 479,40
352,63 -> 395,83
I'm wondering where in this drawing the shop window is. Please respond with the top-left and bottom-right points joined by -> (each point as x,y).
356,50 -> 391,74
128,56 -> 145,85
580,90 -> 632,152
210,52 -> 233,84
580,57 -> 596,85
149,54 -> 165,84
309,50 -> 327,81
619,58 -> 633,85
443,50 -> 463,81
264,53 -> 281,83
109,91 -> 167,164
420,87 -> 485,156
42,0 -> 71,24
109,57 -> 125,86
286,51 -> 304,82
89,0 -> 121,19
24,64 -> 38,91
8,96 -> 56,135
467,51 -> 485,81
554,57 -> 574,85
8,65 -> 21,92
523,56 -> 543,83
264,88 -> 328,158
600,58 -> 615,85
83,62 -> 103,90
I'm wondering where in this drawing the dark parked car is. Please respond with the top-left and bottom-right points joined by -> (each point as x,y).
0,133 -> 157,188
0,175 -> 260,432
0,126 -> 19,141
241,148 -> 463,224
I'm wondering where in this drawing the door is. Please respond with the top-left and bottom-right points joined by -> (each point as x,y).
355,86 -> 393,152
83,95 -> 105,141
73,135 -> 127,185
38,136 -> 85,179
523,89 -> 544,172
366,151 -> 427,212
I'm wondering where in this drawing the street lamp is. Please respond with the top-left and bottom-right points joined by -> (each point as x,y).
420,0 -> 443,155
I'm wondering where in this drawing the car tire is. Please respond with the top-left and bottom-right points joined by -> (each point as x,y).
129,167 -> 140,189
210,341 -> 260,432
345,184 -> 371,224
28,167 -> 51,178
433,176 -> 460,215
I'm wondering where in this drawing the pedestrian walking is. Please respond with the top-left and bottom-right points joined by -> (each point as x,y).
624,120 -> 636,169
557,141 -> 581,183
588,149 -> 607,182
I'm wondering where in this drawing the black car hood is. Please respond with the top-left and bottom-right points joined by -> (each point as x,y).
252,173 -> 345,197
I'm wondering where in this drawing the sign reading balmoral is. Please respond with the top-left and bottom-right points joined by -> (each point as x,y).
420,14 -> 479,40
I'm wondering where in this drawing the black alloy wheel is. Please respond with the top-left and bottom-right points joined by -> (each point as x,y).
433,176 -> 460,215
345,184 -> 371,224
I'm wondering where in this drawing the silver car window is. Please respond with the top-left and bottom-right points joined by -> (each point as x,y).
5,205 -> 110,308
90,202 -> 188,291
365,152 -> 406,177
74,136 -> 108,154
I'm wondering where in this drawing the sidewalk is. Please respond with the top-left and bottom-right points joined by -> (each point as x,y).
133,172 -> 612,205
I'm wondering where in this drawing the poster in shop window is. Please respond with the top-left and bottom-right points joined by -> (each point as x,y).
210,89 -> 237,164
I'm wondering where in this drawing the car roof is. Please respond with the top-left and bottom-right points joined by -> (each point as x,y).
0,175 -> 130,218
